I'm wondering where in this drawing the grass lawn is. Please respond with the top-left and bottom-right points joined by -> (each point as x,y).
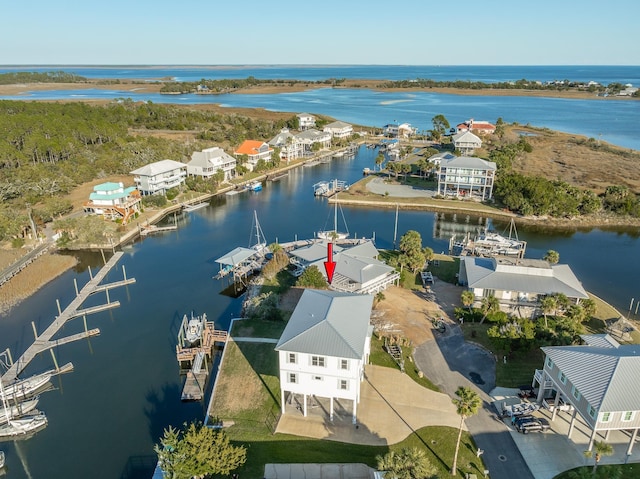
212,330 -> 481,478
428,254 -> 460,284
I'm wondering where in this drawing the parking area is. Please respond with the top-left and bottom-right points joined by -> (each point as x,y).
491,388 -> 640,479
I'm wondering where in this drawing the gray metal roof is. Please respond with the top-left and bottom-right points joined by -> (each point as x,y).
290,242 -> 346,263
335,254 -> 394,284
542,342 -> 640,411
580,334 -> 620,349
324,120 -> 352,129
275,290 -> 374,359
452,131 -> 482,144
215,247 -> 256,266
130,159 -> 186,176
441,156 -> 496,171
268,129 -> 297,147
463,256 -> 588,299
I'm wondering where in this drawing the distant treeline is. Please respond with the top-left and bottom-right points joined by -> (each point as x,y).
377,78 -> 637,96
159,76 -> 346,94
0,71 -> 88,85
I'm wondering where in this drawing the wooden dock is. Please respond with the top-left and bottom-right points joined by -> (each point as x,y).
140,224 -> 178,236
1,251 -> 135,382
176,321 -> 227,364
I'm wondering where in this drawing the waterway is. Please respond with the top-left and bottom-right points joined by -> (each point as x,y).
0,145 -> 639,478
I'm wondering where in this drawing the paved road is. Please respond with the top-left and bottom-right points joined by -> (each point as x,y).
413,323 -> 535,479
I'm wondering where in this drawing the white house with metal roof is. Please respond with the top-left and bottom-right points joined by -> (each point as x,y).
275,289 -> 374,423
187,147 -> 236,181
323,120 -> 353,139
268,128 -> 305,163
437,155 -> 496,200
288,240 -> 399,294
295,129 -> 332,152
452,130 -> 482,156
533,334 -> 640,453
130,159 -> 187,196
297,112 -> 316,131
458,256 -> 589,317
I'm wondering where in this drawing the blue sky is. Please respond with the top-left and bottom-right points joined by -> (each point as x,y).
2,0 -> 639,65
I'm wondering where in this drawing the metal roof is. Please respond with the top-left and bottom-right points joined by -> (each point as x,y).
130,159 -> 186,176
542,342 -> 640,411
580,334 -> 620,349
215,247 -> 256,266
441,156 -> 496,170
463,256 -> 588,299
452,131 -> 482,144
275,290 -> 374,359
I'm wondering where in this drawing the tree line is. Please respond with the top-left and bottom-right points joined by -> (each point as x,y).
0,71 -> 88,85
159,76 -> 345,94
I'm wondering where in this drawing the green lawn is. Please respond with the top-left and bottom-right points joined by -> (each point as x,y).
213,330 -> 481,478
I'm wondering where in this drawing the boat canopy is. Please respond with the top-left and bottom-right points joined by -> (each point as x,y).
215,247 -> 257,266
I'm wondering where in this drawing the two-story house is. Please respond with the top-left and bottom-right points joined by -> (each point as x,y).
130,159 -> 187,196
295,129 -> 332,153
455,118 -> 496,135
533,334 -> 640,453
187,147 -> 236,181
437,155 -> 497,200
275,289 -> 374,423
83,182 -> 141,225
268,128 -> 305,163
297,113 -> 316,131
323,120 -> 353,140
234,140 -> 274,171
452,130 -> 482,156
458,256 -> 589,317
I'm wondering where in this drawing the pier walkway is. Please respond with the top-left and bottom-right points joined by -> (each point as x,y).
1,251 -> 135,382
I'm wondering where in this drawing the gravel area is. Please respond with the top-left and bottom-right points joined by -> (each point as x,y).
365,176 -> 435,198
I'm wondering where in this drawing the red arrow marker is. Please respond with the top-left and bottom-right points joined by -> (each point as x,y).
324,242 -> 336,283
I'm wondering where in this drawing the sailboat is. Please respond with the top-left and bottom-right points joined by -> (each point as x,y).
0,371 -> 51,403
0,396 -> 39,425
317,200 -> 349,240
249,210 -> 267,255
0,376 -> 47,440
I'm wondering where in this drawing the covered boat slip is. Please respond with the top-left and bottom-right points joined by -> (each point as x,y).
214,246 -> 267,284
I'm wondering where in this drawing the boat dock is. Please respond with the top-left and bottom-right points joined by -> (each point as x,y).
313,179 -> 349,197
176,320 -> 228,401
139,224 -> 178,236
1,251 -> 136,383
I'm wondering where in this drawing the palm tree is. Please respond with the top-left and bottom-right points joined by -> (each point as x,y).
540,295 -> 557,329
544,249 -> 560,264
376,447 -> 437,479
375,153 -> 385,171
479,295 -> 500,324
584,440 -> 613,474
451,386 -> 481,476
461,291 -> 475,315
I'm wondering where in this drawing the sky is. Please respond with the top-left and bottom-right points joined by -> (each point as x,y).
2,0 -> 639,65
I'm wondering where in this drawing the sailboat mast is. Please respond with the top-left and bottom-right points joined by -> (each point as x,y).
0,378 -> 10,424
393,203 -> 399,250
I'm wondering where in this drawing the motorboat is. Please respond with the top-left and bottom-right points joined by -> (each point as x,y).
247,181 -> 262,192
184,313 -> 206,347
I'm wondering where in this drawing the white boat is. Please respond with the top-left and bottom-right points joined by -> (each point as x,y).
0,397 -> 39,425
184,313 -> 206,347
247,181 -> 262,192
0,450 -> 4,468
317,201 -> 349,240
0,413 -> 48,439
1,371 -> 51,403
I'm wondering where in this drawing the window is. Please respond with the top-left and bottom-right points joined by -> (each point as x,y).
623,411 -> 635,422
311,356 -> 326,367
288,373 -> 297,384
600,412 -> 611,423
546,357 -> 554,369
339,379 -> 348,391
288,353 -> 297,364
589,406 -> 597,419
312,375 -> 323,381
571,386 -> 581,401
340,359 -> 349,370
558,371 -> 567,384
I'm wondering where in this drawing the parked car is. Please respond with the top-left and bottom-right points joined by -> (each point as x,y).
515,417 -> 550,434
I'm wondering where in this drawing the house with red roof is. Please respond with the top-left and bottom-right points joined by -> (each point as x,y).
234,140 -> 274,171
455,118 -> 496,135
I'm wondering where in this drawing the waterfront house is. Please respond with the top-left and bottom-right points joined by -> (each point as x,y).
187,147 -> 236,181
130,159 -> 187,196
383,122 -> 417,138
275,289 -> 374,423
297,112 -> 316,130
436,155 -> 496,200
323,120 -> 354,139
234,140 -> 274,171
452,130 -> 482,155
294,129 -> 332,152
268,128 -> 305,163
458,256 -> 589,317
532,334 -> 640,453
83,182 -> 141,225
455,119 -> 496,135
289,240 -> 399,294
427,151 -> 456,168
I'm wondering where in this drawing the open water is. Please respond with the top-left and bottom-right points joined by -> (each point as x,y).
0,65 -> 639,478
